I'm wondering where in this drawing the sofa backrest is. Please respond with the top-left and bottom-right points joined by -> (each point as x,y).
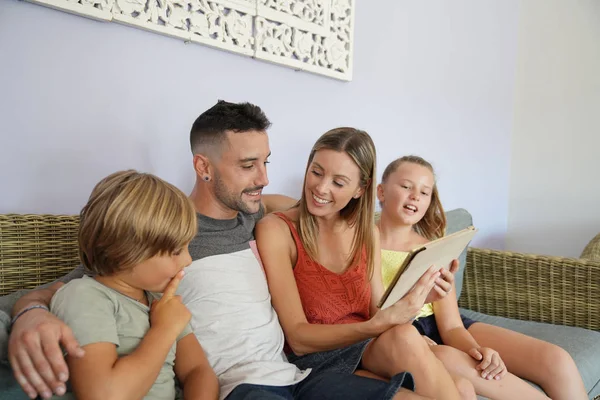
0,209 -> 475,298
0,214 -> 80,296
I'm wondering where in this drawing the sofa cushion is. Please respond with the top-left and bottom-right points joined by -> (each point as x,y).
460,308 -> 600,399
0,363 -> 29,400
444,208 -> 473,299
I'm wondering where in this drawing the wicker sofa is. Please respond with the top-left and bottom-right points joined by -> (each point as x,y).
1,210 -> 599,399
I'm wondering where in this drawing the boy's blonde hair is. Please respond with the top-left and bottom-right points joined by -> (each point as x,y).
297,127 -> 377,278
381,155 -> 446,240
79,170 -> 197,276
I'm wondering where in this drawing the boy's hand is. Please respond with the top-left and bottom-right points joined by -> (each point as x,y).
150,271 -> 190,338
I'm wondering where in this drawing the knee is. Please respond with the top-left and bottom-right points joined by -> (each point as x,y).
386,325 -> 426,351
540,344 -> 579,378
454,376 -> 476,400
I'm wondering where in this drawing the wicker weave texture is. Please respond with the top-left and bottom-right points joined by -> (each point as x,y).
458,247 -> 600,331
581,233 -> 600,261
0,214 -> 81,296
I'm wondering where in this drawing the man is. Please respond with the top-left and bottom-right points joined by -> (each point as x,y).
3,101 -> 431,400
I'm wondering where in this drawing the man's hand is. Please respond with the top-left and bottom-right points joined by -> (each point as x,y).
9,308 -> 84,399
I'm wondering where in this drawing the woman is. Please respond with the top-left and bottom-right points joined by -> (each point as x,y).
255,128 -> 472,400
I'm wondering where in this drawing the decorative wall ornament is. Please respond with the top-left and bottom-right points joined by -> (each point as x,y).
25,0 -> 354,80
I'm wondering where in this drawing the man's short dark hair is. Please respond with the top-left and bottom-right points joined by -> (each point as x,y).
190,100 -> 271,155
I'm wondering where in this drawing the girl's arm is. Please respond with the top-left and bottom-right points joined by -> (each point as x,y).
67,325 -> 180,400
434,277 -> 480,353
174,333 -> 219,400
435,265 -> 508,379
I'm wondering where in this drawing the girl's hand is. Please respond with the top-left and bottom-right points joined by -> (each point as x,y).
424,259 -> 459,304
468,347 -> 507,380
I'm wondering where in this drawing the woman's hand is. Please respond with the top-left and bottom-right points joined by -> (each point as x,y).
371,266 -> 440,329
468,347 -> 507,380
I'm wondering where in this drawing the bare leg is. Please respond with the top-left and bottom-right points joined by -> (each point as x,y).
431,344 -> 549,400
354,369 -> 388,381
468,323 -> 587,400
450,374 -> 477,400
393,388 -> 433,400
361,324 -> 461,400
354,369 -> 434,400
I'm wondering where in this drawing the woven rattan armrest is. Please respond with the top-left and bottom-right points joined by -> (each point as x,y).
458,247 -> 600,331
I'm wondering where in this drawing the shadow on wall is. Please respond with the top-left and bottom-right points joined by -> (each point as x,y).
506,223 -> 600,259
472,232 -> 506,251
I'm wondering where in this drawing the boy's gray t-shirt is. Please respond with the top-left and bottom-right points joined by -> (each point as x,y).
50,275 -> 192,400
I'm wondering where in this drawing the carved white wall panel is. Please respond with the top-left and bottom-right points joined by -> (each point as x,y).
187,0 -> 256,56
26,0 -> 113,20
23,0 -> 354,81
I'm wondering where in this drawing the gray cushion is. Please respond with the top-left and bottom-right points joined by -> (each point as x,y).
0,311 -> 9,364
444,208 -> 473,299
0,364 -> 29,400
461,308 -> 600,399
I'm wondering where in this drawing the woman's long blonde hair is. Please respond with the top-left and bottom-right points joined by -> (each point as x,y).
381,155 -> 446,240
297,128 -> 377,278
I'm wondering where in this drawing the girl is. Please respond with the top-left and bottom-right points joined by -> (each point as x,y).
50,170 -> 219,400
255,128 -> 470,400
377,155 -> 587,400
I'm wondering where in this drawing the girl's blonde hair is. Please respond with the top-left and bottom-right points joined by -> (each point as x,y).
297,128 -> 377,278
79,170 -> 197,276
381,155 -> 446,240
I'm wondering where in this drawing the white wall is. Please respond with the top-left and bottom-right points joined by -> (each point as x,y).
507,0 -> 600,257
0,0 -> 520,250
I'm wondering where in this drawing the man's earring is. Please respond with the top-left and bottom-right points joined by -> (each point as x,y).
203,176 -> 210,182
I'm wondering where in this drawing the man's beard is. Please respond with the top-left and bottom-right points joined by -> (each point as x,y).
213,171 -> 263,215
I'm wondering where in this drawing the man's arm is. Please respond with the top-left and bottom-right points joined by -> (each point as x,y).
1,265 -> 87,318
6,266 -> 86,400
261,194 -> 297,214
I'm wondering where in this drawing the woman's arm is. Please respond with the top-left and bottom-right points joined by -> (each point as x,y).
255,215 -> 434,355
369,228 -> 385,317
174,334 -> 219,400
370,227 -> 442,326
256,215 -> 384,355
